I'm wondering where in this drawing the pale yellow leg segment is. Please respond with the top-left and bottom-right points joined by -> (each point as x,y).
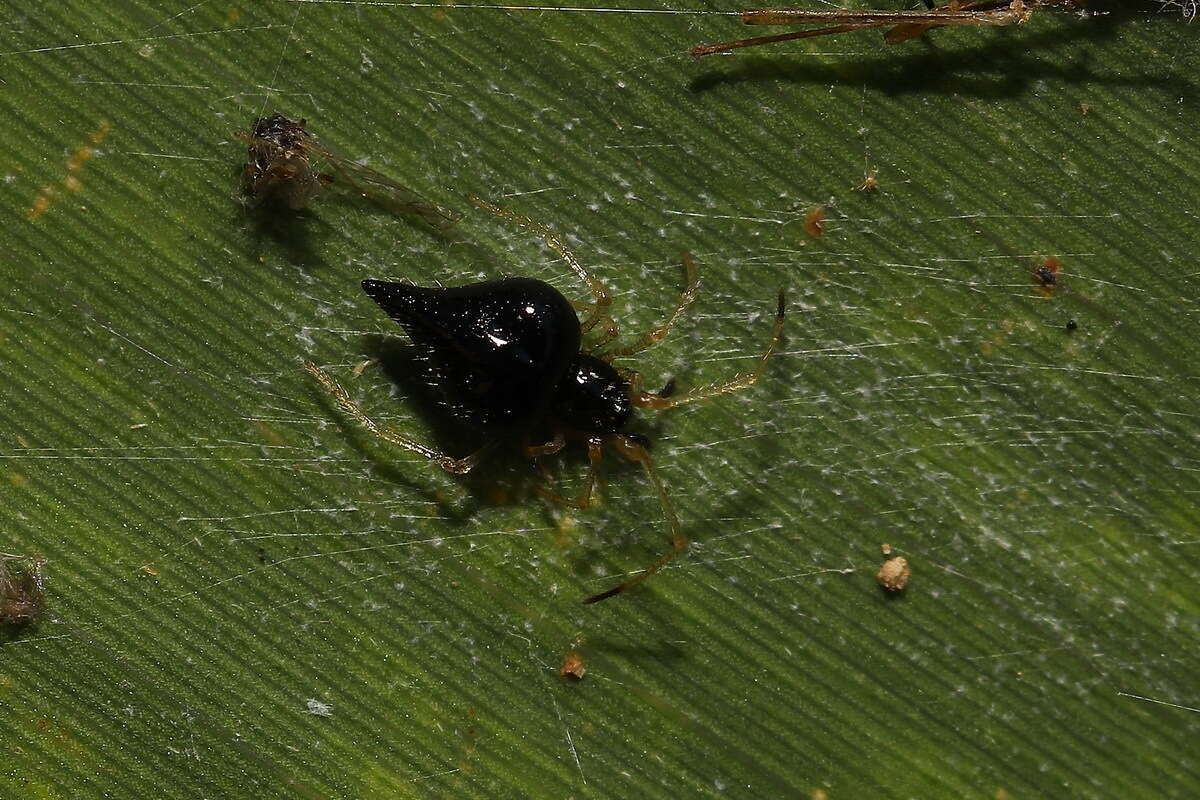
524,431 -> 566,459
305,362 -> 487,474
584,434 -> 688,604
536,437 -> 604,510
606,251 -> 700,360
468,196 -> 613,332
633,290 -> 786,411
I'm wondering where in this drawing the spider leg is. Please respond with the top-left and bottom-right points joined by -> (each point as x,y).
603,252 -> 700,360
535,437 -> 604,510
570,302 -> 621,347
583,434 -> 687,603
468,196 -> 613,332
633,290 -> 786,411
524,431 -> 566,459
305,362 -> 489,474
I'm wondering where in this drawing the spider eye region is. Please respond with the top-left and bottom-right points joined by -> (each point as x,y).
554,355 -> 632,434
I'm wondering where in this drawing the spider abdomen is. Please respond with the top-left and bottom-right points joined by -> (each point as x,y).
362,277 -> 582,428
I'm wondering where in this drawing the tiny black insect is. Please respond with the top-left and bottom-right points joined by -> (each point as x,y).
307,198 -> 785,603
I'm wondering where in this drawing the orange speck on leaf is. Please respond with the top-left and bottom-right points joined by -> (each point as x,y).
804,206 -> 826,238
27,120 -> 111,220
560,652 -> 586,680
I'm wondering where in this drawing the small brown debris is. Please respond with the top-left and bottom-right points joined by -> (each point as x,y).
350,358 -> 377,378
876,556 -> 910,592
0,555 -> 47,626
559,652 -> 586,680
1078,103 -> 1091,115
1033,256 -> 1061,297
854,171 -> 880,192
140,564 -> 160,576
129,422 -> 149,431
803,206 -> 826,238
880,543 -> 892,556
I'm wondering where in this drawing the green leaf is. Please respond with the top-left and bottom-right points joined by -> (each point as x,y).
2,1 -> 1198,796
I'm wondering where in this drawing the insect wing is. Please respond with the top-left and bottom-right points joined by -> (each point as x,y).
313,141 -> 459,231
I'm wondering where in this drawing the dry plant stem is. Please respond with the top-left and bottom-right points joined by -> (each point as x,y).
633,291 -> 786,410
584,434 -> 687,604
740,4 -> 1024,26
305,362 -> 489,474
469,196 -> 614,332
691,23 -> 873,56
690,0 -> 1041,57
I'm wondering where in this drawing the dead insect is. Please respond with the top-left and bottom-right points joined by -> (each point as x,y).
690,0 -> 1079,57
307,198 -> 786,604
0,554 -> 47,626
238,113 -> 457,230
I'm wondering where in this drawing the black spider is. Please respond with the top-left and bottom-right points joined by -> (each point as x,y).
307,198 -> 785,603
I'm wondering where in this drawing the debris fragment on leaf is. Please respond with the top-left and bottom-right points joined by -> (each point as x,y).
0,554 -> 46,626
876,556 -> 910,592
560,652 -> 587,680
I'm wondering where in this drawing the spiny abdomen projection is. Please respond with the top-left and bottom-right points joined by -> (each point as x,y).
362,277 -> 582,428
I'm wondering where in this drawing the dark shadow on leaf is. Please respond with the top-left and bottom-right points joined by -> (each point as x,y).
237,202 -> 332,270
0,620 -> 41,645
586,636 -> 689,665
358,335 -> 550,515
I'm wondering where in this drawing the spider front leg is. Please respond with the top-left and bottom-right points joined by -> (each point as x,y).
572,302 -> 621,349
305,362 -> 489,474
603,251 -> 700,360
633,290 -> 786,411
583,434 -> 687,603
468,196 -> 613,333
534,436 -> 604,510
